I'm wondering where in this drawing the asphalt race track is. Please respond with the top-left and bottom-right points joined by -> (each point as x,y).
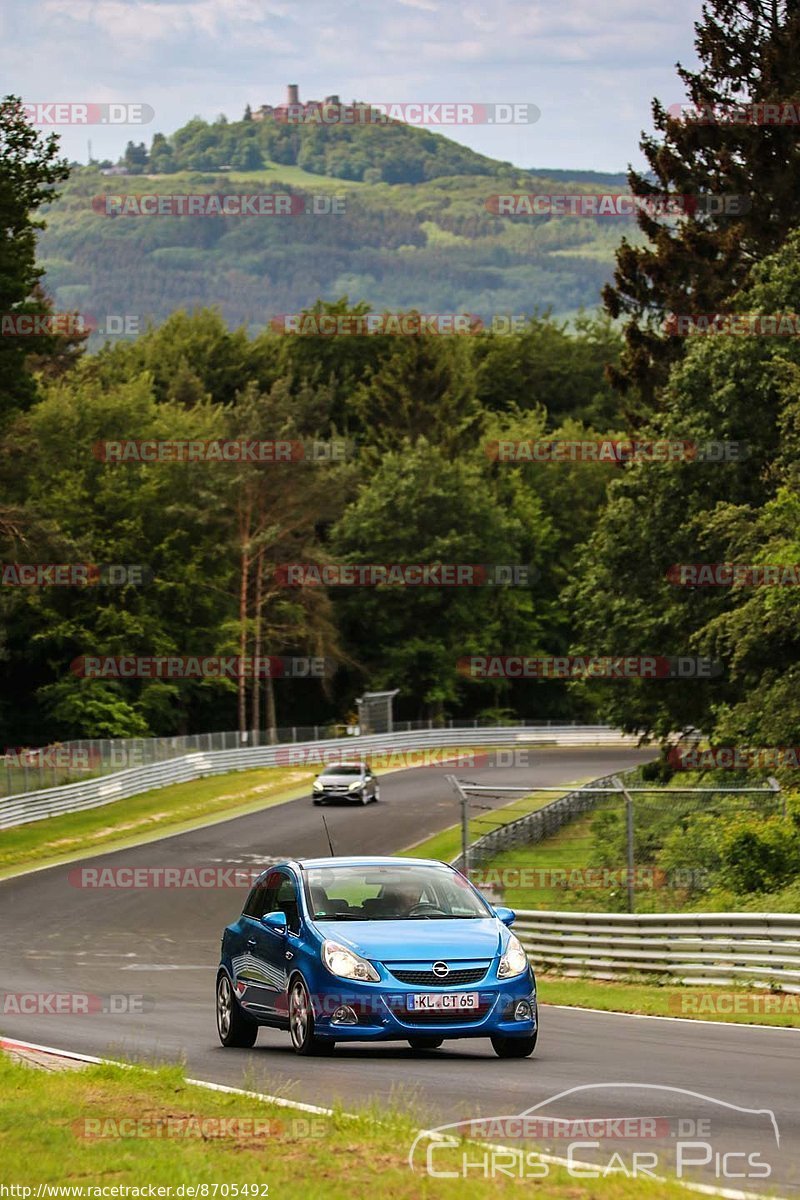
1,746 -> 798,1193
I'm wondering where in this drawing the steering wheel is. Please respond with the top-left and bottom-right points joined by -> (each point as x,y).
407,902 -> 447,917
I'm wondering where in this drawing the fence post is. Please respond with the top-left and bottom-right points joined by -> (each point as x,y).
446,775 -> 471,879
613,775 -> 636,914
768,776 -> 784,819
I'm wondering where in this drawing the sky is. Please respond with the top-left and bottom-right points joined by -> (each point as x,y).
2,0 -> 705,171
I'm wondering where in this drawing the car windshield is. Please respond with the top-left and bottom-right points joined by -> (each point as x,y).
302,864 -> 492,920
319,765 -> 362,776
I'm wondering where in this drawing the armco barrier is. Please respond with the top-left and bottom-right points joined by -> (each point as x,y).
0,726 -> 639,830
513,910 -> 800,991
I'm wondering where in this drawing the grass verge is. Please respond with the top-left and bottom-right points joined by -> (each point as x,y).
0,766 -> 316,878
540,975 -> 800,1027
0,1052 -> 695,1198
0,744 -> 506,879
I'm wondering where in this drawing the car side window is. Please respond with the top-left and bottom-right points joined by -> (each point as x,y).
275,872 -> 301,934
243,871 -> 280,919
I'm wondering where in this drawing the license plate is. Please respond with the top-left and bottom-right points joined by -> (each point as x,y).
407,992 -> 479,1011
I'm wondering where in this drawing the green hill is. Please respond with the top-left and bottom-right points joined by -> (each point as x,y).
41,113 -> 643,336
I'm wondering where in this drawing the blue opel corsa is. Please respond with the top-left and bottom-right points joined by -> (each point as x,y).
216,856 -> 538,1058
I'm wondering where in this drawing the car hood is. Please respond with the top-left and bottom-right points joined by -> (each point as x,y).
316,774 -> 362,784
312,918 -> 504,961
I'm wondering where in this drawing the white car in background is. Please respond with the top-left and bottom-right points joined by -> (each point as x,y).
311,762 -> 379,805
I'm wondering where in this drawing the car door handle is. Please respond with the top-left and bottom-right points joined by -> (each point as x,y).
247,938 -> 257,950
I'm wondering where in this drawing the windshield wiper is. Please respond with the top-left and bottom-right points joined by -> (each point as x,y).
406,913 -> 479,920
315,912 -> 367,920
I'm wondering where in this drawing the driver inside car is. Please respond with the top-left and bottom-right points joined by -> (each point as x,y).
379,884 -> 423,917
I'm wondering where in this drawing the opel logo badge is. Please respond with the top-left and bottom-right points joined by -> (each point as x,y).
432,961 -> 449,978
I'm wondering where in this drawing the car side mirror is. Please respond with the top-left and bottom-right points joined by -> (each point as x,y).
493,906 -> 516,927
261,910 -> 287,933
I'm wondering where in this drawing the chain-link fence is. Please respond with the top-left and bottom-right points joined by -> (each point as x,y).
450,770 -> 784,914
1,717 -> 587,797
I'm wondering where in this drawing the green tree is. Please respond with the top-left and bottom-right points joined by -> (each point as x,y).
329,440 -> 551,719
2,368 -> 233,742
474,313 -> 623,429
572,230 -> 800,740
0,96 -> 70,415
604,0 -> 800,412
351,326 -> 482,455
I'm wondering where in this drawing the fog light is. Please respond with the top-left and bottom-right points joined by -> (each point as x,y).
331,1005 -> 358,1025
514,1000 -> 532,1021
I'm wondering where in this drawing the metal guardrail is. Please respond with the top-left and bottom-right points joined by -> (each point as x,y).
513,910 -> 800,992
0,726 -> 639,830
450,768 -> 638,874
1,720 -> 631,797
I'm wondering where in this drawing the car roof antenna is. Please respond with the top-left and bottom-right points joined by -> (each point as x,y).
322,814 -> 336,857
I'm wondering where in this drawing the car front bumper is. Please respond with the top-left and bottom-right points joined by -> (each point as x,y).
313,789 -> 366,802
305,968 -> 537,1041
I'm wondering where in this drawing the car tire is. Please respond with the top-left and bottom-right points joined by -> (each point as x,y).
407,1036 -> 444,1050
490,1031 -> 537,1058
216,973 -> 258,1048
288,975 -> 335,1056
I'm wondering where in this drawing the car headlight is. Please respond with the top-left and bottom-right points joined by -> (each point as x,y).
347,779 -> 364,791
497,933 -> 529,979
322,939 -> 380,982
312,779 -> 323,791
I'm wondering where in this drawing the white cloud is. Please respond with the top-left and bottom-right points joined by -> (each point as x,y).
2,0 -> 705,170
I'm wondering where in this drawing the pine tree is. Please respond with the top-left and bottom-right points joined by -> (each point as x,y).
604,0 -> 800,415
0,96 -> 71,415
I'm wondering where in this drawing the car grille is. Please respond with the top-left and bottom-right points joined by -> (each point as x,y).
390,967 -> 488,986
